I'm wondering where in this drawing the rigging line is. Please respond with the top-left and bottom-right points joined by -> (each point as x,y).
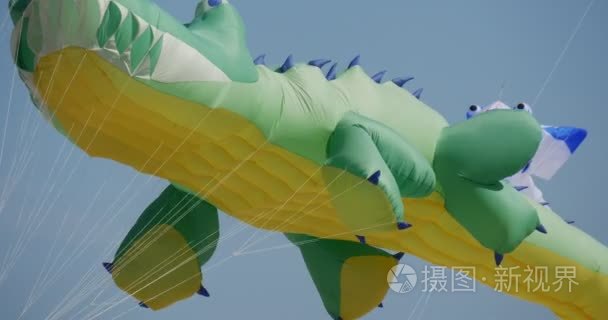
498,80 -> 506,101
532,0 -> 595,106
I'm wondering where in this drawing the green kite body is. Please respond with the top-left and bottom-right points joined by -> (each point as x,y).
8,0 -> 608,319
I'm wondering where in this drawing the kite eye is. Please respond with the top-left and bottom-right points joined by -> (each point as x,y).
466,105 -> 482,119
514,102 -> 532,113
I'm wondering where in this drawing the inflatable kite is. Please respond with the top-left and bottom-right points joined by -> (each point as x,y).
8,0 -> 608,319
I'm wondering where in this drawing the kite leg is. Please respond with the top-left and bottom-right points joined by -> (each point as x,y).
285,233 -> 401,320
103,185 -> 219,310
324,112 -> 435,234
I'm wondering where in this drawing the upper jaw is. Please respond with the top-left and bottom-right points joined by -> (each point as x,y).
433,109 -> 542,187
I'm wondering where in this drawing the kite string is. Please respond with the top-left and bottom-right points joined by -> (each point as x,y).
532,0 -> 595,106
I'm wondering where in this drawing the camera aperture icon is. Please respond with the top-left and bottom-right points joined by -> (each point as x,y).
388,264 -> 418,293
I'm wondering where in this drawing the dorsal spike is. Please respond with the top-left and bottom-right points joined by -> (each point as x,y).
393,252 -> 405,260
326,63 -> 338,80
348,55 -> 361,69
278,55 -> 294,73
413,88 -> 424,99
392,76 -> 414,87
371,71 -> 387,83
208,0 -> 222,7
253,54 -> 266,65
308,59 -> 332,69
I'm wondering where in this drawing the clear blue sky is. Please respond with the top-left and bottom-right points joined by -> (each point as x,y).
0,0 -> 606,319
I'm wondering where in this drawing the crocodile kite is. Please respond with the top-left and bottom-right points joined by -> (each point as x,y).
8,0 -> 608,319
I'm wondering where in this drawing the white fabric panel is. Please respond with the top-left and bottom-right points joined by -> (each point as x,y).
528,130 -> 572,180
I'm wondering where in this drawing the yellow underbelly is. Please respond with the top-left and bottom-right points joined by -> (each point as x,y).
33,47 -> 604,320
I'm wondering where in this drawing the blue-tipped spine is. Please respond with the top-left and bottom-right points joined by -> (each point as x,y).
326,63 -> 338,80
392,76 -> 414,87
208,0 -> 222,7
308,59 -> 332,69
278,55 -> 294,73
371,71 -> 387,83
348,55 -> 361,69
253,54 -> 266,65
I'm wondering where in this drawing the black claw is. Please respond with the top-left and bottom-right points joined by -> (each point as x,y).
102,262 -> 114,273
356,235 -> 366,244
367,170 -> 381,185
514,186 -> 529,192
540,201 -> 550,206
139,302 -> 149,309
197,285 -> 210,297
371,71 -> 387,83
253,54 -> 266,65
378,303 -> 384,308
392,76 -> 414,87
536,224 -> 547,234
393,252 -> 405,260
566,220 -> 575,225
494,252 -> 504,266
397,222 -> 412,230
308,59 -> 332,69
412,88 -> 424,99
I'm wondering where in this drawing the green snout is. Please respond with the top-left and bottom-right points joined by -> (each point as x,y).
434,109 -> 542,185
